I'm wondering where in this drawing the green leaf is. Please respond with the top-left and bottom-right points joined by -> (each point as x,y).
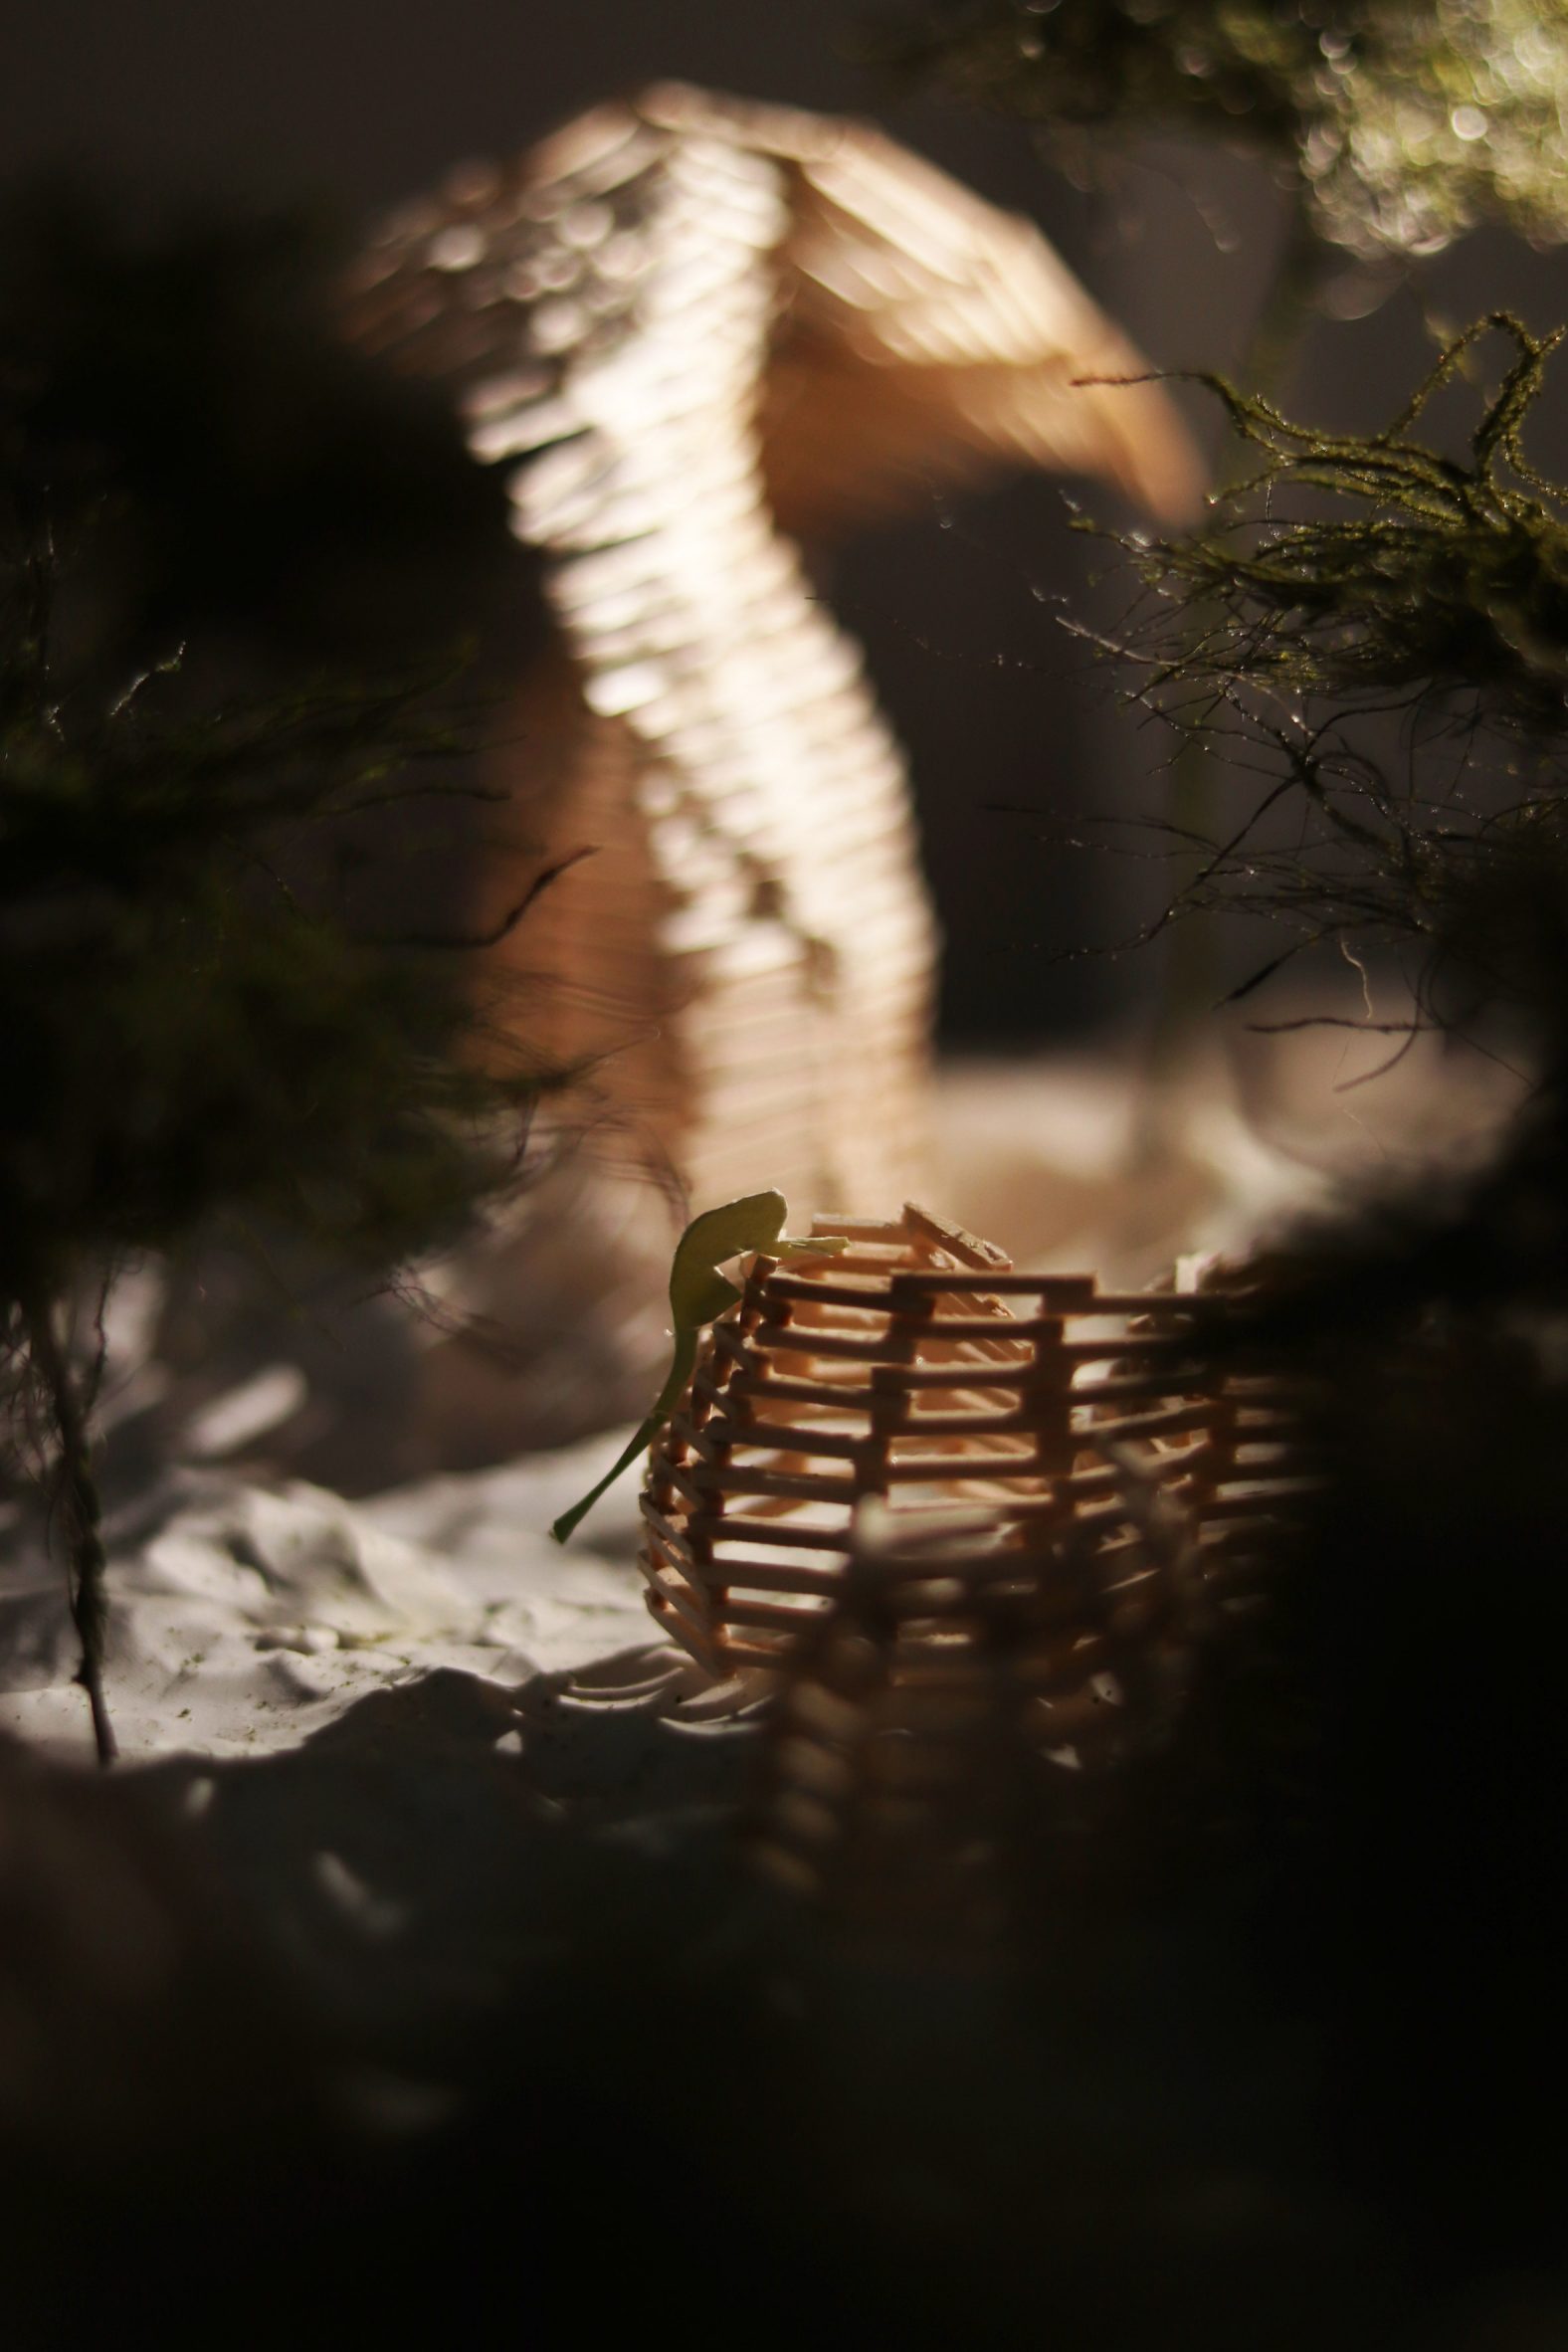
549,1190 -> 845,1544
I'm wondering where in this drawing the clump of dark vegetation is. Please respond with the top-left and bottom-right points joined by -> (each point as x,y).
870,1 -> 1568,265
1082,315 -> 1568,1041
1132,314 -> 1568,722
0,518 -> 551,1759
1073,318 -> 1568,2301
0,187 -> 553,1760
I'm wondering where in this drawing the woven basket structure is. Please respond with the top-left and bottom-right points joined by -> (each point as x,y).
639,1201 -> 1316,1686
637,1201 -> 1317,1917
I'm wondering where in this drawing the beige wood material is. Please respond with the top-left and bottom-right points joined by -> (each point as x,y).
344,89 -> 1202,1218
641,1202 -> 1314,1670
635,1203 -> 1316,1907
644,1213 -> 1316,1909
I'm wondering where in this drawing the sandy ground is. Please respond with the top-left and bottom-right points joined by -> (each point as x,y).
0,1439 -> 658,1761
2,1024 -> 1518,1772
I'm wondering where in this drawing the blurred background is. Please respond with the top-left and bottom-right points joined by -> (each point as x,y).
13,0 -> 1565,1047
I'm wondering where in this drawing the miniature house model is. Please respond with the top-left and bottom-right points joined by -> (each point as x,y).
638,1203 -> 1312,1766
346,86 -> 1199,1218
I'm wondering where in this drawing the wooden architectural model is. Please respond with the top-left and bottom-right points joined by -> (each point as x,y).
636,1202 -> 1316,1900
345,86 -> 1201,1217
640,1203 -> 1312,1668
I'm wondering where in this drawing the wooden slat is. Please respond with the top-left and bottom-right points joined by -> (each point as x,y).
692,1557 -> 847,1596
638,1216 -> 1319,1812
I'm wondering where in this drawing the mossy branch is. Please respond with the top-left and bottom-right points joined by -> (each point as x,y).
1075,318 -> 1568,1038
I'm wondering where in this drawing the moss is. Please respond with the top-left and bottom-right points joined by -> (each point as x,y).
1084,316 -> 1568,1029
872,1 -> 1568,262
1128,314 -> 1568,718
0,555 -> 540,1307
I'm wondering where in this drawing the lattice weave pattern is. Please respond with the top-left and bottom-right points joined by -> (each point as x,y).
637,1203 -> 1314,1914
640,1203 -> 1314,1679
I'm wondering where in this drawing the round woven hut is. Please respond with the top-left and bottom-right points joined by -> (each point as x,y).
638,1202 -> 1315,1687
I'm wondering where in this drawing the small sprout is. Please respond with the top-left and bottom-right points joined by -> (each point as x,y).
549,1192 -> 846,1544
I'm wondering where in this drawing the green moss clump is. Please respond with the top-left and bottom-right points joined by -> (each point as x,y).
1087,317 -> 1568,1028
871,1 -> 1568,262
1131,314 -> 1568,722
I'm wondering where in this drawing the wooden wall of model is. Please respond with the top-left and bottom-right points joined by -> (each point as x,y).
345,83 -> 1200,1220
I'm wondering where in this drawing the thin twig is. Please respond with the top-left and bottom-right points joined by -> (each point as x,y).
22,1291 -> 117,1765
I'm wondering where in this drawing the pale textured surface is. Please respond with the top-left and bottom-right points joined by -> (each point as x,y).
0,1443 -> 753,2204
0,1437 -> 660,1763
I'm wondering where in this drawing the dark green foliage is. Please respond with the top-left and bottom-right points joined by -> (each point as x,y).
870,1 -> 1568,261
1132,314 -> 1568,720
0,177 -> 550,1308
0,538 -> 538,1313
1089,316 -> 1568,1032
0,188 -> 553,1748
0,506 -> 548,1756
0,181 -> 550,1382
